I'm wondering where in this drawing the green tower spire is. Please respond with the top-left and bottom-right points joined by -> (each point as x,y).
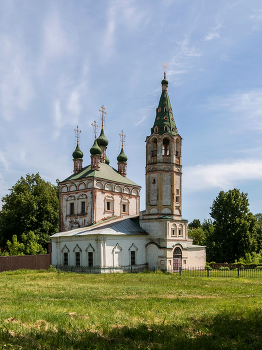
151,72 -> 177,136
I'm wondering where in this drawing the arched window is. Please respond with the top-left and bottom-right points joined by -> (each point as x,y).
151,138 -> 157,157
164,107 -> 167,112
175,138 -> 180,156
164,125 -> 169,132
154,126 -> 159,134
162,138 -> 170,155
173,247 -> 182,259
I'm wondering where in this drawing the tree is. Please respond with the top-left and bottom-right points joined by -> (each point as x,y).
188,219 -> 201,229
209,189 -> 256,262
188,227 -> 206,246
0,173 -> 59,251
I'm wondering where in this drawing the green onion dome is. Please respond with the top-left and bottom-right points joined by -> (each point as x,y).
90,139 -> 101,156
97,129 -> 108,147
72,144 -> 83,159
105,156 -> 110,165
117,148 -> 128,163
161,78 -> 168,85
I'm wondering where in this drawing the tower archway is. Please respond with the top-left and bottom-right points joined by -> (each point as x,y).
173,247 -> 182,271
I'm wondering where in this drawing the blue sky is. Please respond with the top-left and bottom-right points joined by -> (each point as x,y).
1,0 -> 262,223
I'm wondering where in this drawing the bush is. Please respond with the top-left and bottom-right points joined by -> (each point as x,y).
206,266 -> 212,270
219,266 -> 230,271
155,269 -> 163,274
256,266 -> 262,270
48,265 -> 57,272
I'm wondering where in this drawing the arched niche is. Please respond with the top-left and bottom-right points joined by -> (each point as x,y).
69,184 -> 77,192
105,183 -> 113,191
115,185 -> 122,193
162,138 -> 170,155
61,186 -> 67,193
78,182 -> 86,190
96,182 -> 103,189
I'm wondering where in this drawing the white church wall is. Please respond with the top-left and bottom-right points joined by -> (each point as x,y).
186,247 -> 206,269
51,234 -> 148,270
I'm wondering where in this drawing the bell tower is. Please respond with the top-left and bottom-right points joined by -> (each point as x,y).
140,69 -> 188,248
145,71 -> 182,219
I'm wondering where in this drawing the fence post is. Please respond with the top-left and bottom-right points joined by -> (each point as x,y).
179,267 -> 182,276
238,267 -> 240,277
207,268 -> 209,277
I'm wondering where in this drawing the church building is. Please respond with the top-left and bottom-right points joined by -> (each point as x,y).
51,72 -> 206,272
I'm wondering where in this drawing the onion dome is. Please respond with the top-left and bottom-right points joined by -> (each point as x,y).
90,139 -> 101,156
72,144 -> 83,159
105,156 -> 110,165
117,148 -> 128,163
97,128 -> 108,147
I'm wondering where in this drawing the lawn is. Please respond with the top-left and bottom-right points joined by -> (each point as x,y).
0,269 -> 261,349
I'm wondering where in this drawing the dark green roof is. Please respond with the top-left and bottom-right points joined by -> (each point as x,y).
60,162 -> 139,187
72,144 -> 83,159
90,139 -> 101,156
151,75 -> 177,136
117,147 -> 128,163
97,128 -> 108,147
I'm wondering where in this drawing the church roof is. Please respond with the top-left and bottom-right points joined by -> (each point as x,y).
60,162 -> 139,187
51,215 -> 147,238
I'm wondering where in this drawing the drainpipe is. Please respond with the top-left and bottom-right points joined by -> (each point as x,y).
91,177 -> 95,224
58,184 -> 61,232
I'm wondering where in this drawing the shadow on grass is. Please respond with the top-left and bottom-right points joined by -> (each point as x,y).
1,309 -> 261,350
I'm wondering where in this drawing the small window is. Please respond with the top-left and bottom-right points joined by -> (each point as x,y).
122,204 -> 126,213
176,196 -> 180,203
75,252 -> 80,266
176,189 -> 179,195
70,203 -> 74,215
164,125 -> 169,132
152,178 -> 156,184
183,260 -> 186,265
81,201 -> 85,214
172,229 -> 177,237
131,251 -> 136,266
178,229 -> 182,236
88,252 -> 93,267
158,107 -> 161,113
154,126 -> 159,134
164,107 -> 167,112
107,201 -> 111,210
64,252 -> 68,266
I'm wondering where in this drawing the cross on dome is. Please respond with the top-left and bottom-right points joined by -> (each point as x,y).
74,126 -> 81,145
99,105 -> 107,129
91,121 -> 99,139
119,130 -> 126,148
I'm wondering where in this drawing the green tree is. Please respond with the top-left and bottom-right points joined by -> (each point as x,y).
188,219 -> 201,229
0,173 -> 59,250
254,213 -> 262,252
188,227 -> 206,246
209,189 -> 257,262
6,235 -> 24,256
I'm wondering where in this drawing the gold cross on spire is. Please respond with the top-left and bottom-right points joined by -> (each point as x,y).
163,62 -> 167,73
91,121 -> 99,140
119,130 -> 126,148
99,105 -> 107,129
74,126 -> 81,145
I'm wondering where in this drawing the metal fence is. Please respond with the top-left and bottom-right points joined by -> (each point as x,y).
176,266 -> 262,278
55,263 -> 148,274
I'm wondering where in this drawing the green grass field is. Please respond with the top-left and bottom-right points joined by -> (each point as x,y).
0,270 -> 261,350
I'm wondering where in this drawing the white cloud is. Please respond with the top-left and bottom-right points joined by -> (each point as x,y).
134,105 -> 154,126
250,9 -> 262,20
204,32 -> 220,41
0,35 -> 34,121
209,89 -> 262,132
168,37 -> 201,81
184,160 -> 262,192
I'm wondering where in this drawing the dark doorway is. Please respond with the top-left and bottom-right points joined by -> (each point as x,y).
173,247 -> 182,271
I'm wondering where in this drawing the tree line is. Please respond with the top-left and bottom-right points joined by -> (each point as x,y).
0,173 -> 59,256
189,189 -> 262,263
